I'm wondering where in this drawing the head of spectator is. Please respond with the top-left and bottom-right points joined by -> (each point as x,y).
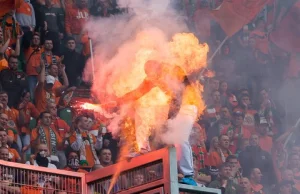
133,172 -> 145,186
98,0 -> 112,8
218,162 -> 232,180
239,88 -> 250,97
281,169 -> 294,182
219,134 -> 230,151
0,146 -> 9,161
47,102 -> 57,118
0,127 -> 8,147
290,145 -> 300,156
32,33 -> 41,47
20,91 -> 31,104
221,44 -> 231,56
232,111 -> 244,128
75,115 -> 89,132
0,103 -> 3,113
86,113 -> 95,131
66,36 -> 76,51
0,91 -> 8,109
239,138 -> 249,152
39,111 -> 52,127
288,153 -> 300,170
220,81 -> 228,95
45,75 -> 55,91
49,64 -> 59,78
226,155 -> 239,170
209,78 -> 219,91
259,88 -> 269,103
239,94 -> 251,109
98,148 -> 112,167
44,180 -> 57,194
44,39 -> 53,52
211,90 -> 221,105
249,37 -> 256,49
239,177 -> 252,194
220,106 -> 231,123
35,143 -> 50,167
0,113 -> 8,127
77,0 -> 88,8
7,56 -> 18,72
45,0 -> 54,7
250,168 -> 263,184
278,180 -> 293,194
249,134 -> 259,148
66,150 -> 80,171
209,136 -> 219,153
255,115 -> 269,136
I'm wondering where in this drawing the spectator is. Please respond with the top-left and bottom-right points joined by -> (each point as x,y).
47,102 -> 70,168
239,134 -> 276,187
35,60 -> 57,112
26,143 -> 57,169
0,55 -> 27,107
61,36 -> 85,87
0,128 -> 21,162
0,91 -> 24,152
207,106 -> 232,141
90,0 -> 122,17
226,155 -> 242,185
31,111 -> 63,164
17,91 -> 40,157
249,168 -> 265,194
0,113 -> 16,146
277,180 -> 294,194
225,111 -> 251,153
67,114 -> 103,168
15,0 -> 36,33
208,162 -> 240,194
133,172 -> 145,186
204,90 -> 222,125
239,177 -> 252,194
255,115 -> 273,153
281,169 -> 300,194
39,38 -> 60,77
36,0 -> 64,55
98,148 -> 112,168
65,0 -> 89,52
64,150 -> 87,173
0,146 -> 9,161
24,32 -> 44,100
206,134 -> 231,168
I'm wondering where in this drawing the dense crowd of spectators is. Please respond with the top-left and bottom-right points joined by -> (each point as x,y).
0,0 -> 299,194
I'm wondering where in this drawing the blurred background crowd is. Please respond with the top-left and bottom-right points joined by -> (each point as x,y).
0,0 -> 300,194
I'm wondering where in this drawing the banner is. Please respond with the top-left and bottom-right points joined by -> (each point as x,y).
211,0 -> 268,36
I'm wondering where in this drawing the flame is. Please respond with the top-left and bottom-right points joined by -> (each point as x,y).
88,32 -> 209,194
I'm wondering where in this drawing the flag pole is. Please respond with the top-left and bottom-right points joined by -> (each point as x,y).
89,38 -> 95,82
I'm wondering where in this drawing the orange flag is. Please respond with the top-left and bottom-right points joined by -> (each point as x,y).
211,0 -> 268,37
270,1 -> 300,53
0,0 -> 23,18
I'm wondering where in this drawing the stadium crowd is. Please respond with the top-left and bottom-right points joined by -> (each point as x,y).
0,0 -> 299,194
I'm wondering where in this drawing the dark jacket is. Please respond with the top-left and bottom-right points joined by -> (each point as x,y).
62,49 -> 85,87
0,69 -> 27,107
35,5 -> 64,33
238,146 -> 277,186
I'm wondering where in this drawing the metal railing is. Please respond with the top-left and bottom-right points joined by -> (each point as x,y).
0,147 -> 221,194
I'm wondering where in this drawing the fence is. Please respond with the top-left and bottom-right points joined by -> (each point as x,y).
0,147 -> 221,194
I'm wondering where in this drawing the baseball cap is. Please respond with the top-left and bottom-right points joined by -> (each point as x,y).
46,75 -> 55,84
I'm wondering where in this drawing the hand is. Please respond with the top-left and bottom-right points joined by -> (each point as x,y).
22,145 -> 29,152
17,31 -> 24,39
67,86 -> 76,92
18,101 -> 26,110
6,29 -> 11,40
44,21 -> 48,31
29,154 -> 36,164
59,33 -> 64,40
64,132 -> 71,139
103,139 -> 110,147
40,59 -> 45,68
221,179 -> 227,187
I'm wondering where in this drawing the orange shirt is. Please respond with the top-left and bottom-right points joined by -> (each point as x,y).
205,150 -> 229,167
8,147 -> 20,162
31,126 -> 63,152
7,129 -> 15,141
3,107 -> 19,134
51,117 -> 70,139
234,107 -> 257,133
259,135 -> 273,153
65,6 -> 89,35
53,80 -> 62,104
20,186 -> 43,194
62,167 -> 87,192
251,183 -> 264,193
0,0 -> 23,18
0,58 -> 9,72
21,102 -> 40,134
35,86 -> 56,112
24,46 -> 44,76
69,131 -> 97,167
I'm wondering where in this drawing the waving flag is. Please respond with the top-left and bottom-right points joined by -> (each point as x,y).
0,0 -> 23,18
211,0 -> 268,36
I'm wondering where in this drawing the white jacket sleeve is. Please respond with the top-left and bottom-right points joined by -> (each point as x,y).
71,134 -> 83,151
